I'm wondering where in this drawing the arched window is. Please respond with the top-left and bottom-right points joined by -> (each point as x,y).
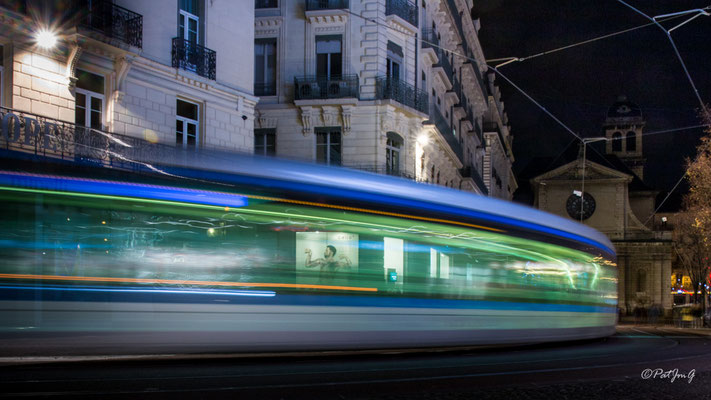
612,132 -> 622,151
637,269 -> 647,292
386,132 -> 403,176
626,131 -> 636,152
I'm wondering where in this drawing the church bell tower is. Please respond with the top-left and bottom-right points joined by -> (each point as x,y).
603,95 -> 646,180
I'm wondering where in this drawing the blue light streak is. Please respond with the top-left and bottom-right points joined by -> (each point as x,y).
0,172 -> 248,209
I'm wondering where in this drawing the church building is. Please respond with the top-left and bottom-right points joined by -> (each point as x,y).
523,96 -> 672,314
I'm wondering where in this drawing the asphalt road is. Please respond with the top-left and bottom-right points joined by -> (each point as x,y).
1,326 -> 710,399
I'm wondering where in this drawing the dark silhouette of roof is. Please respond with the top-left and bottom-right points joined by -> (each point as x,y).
606,95 -> 643,120
513,140 -> 654,205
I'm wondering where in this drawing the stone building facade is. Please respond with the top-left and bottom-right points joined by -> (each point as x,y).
528,97 -> 673,314
0,0 -> 256,152
253,0 -> 516,199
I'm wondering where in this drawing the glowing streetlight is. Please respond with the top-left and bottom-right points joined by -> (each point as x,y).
35,29 -> 58,49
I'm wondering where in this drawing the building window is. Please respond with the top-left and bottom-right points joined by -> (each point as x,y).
255,128 -> 276,156
176,99 -> 199,149
626,131 -> 636,152
316,35 -> 342,78
255,38 -> 277,96
316,127 -> 341,166
179,0 -> 200,44
430,165 -> 435,183
612,131 -> 622,151
386,132 -> 403,176
386,41 -> 402,81
75,70 -> 105,130
255,0 -> 278,8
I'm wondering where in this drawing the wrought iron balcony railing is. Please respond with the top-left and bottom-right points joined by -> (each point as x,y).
0,107 -> 178,172
172,38 -> 217,80
420,28 -> 439,50
375,77 -> 428,114
473,117 -> 483,141
80,0 -> 142,48
294,75 -> 359,100
305,0 -> 349,10
386,0 -> 417,27
429,107 -> 463,161
445,0 -> 465,44
458,166 -> 488,194
433,47 -> 454,83
255,0 -> 278,8
254,82 -> 277,96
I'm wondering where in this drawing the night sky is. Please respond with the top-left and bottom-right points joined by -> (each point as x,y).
475,0 -> 710,201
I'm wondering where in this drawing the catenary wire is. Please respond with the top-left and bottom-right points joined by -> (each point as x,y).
343,5 -> 709,214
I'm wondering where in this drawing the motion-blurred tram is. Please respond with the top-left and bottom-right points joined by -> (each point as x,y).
0,125 -> 617,356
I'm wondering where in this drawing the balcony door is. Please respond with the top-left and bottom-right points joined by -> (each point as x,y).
179,0 -> 201,72
316,35 -> 342,79
386,41 -> 402,82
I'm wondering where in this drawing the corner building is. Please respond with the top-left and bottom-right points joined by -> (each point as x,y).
253,0 -> 516,198
0,0 -> 256,152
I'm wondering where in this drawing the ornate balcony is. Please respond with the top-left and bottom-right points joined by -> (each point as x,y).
305,0 -> 349,10
375,77 -> 428,114
385,0 -> 417,28
0,107 -> 177,171
421,28 -> 439,50
294,75 -> 359,100
79,0 -> 142,48
172,38 -> 217,80
433,47 -> 454,84
429,107 -> 463,162
459,166 -> 488,194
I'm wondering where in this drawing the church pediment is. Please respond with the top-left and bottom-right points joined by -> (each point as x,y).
532,159 -> 632,184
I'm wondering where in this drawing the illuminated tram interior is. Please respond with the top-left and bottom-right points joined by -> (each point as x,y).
0,170 -> 616,333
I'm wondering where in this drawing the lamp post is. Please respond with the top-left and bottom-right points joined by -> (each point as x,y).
579,137 -> 607,223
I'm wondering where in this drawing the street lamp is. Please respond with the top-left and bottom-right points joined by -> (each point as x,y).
579,137 -> 607,223
35,29 -> 58,49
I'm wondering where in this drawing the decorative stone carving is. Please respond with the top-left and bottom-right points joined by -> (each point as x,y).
321,106 -> 339,127
381,108 -> 396,132
300,106 -> 314,136
341,105 -> 353,135
113,55 -> 134,102
65,42 -> 83,90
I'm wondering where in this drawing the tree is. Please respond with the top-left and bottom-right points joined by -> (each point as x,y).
676,110 -> 711,308
672,211 -> 710,306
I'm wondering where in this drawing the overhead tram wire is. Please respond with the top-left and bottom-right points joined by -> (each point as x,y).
486,12 -> 690,68
613,1 -> 711,218
343,7 -> 703,146
343,5 -> 709,214
615,1 -> 711,119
